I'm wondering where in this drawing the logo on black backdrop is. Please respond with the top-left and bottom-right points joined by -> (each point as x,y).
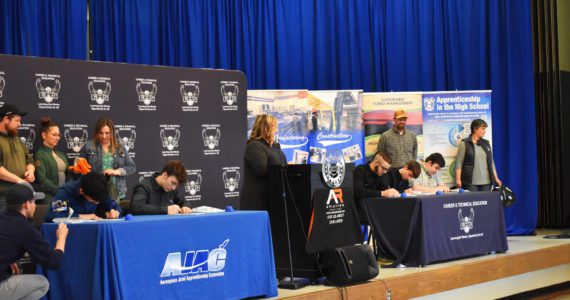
160,125 -> 181,156
423,96 -> 435,112
88,77 -> 111,110
458,208 -> 475,233
136,79 -> 157,111
321,154 -> 345,189
18,124 -> 36,151
63,124 -> 88,159
180,81 -> 200,112
138,171 -> 155,183
220,81 -> 239,111
0,73 -> 5,100
222,167 -> 240,197
115,125 -> 136,157
185,169 -> 202,201
35,74 -> 61,109
201,124 -> 220,155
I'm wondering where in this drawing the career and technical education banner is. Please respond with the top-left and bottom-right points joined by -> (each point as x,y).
247,90 -> 364,166
422,91 -> 492,184
362,92 -> 423,159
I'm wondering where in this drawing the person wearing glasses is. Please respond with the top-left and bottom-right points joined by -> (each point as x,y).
130,160 -> 191,215
410,152 -> 450,193
353,152 -> 400,223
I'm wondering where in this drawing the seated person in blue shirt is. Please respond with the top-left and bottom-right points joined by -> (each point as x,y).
131,160 -> 191,215
45,172 -> 121,222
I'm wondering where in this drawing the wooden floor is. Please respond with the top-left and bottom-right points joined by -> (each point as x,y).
273,229 -> 570,300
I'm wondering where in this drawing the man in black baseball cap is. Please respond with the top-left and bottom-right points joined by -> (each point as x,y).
0,103 -> 35,213
0,182 -> 69,299
0,104 -> 28,118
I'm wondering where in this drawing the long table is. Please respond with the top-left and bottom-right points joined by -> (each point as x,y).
38,212 -> 278,299
362,191 -> 508,267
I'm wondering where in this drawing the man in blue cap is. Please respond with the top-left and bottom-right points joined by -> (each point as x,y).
0,182 -> 69,299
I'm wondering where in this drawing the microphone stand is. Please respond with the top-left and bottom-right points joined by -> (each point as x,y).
277,151 -> 305,290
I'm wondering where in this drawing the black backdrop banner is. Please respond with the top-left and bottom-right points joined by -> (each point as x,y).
0,54 -> 247,209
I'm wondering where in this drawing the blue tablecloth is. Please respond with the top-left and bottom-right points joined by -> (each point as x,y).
38,212 -> 277,299
363,192 -> 508,266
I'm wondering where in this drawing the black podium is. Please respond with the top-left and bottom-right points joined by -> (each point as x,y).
268,163 -> 360,279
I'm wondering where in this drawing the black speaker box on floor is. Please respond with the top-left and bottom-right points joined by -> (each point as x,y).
319,244 -> 379,286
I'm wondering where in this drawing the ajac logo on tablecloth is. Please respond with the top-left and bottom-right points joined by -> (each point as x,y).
35,74 -> 61,109
185,169 -> 202,201
88,77 -> 111,111
63,124 -> 88,159
180,81 -> 200,111
136,79 -> 157,111
18,124 -> 36,151
222,167 -> 240,198
220,81 -> 239,111
202,124 -> 220,155
160,125 -> 180,157
159,239 -> 229,285
115,125 -> 136,157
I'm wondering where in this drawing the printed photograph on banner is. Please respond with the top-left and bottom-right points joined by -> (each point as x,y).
342,144 -> 363,163
309,147 -> 326,163
361,92 -> 423,159
307,90 -> 365,165
293,150 -> 308,164
247,90 -> 310,163
422,91 -> 492,185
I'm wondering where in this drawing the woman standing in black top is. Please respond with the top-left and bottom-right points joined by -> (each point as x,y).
240,114 -> 286,211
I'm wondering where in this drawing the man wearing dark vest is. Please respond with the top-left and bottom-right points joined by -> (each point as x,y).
455,119 -> 502,191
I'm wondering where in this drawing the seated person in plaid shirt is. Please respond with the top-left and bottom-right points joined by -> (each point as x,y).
410,153 -> 450,193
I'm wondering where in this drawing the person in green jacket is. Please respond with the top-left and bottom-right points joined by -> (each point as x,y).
34,117 -> 69,204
